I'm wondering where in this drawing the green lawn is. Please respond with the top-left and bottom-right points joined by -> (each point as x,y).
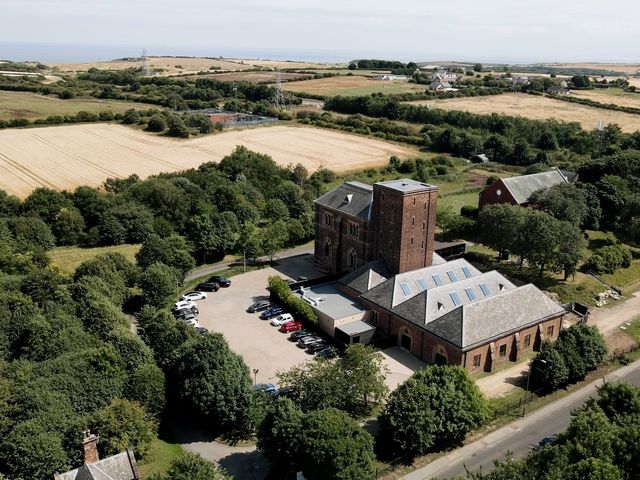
48,244 -> 141,274
438,190 -> 480,213
623,317 -> 640,343
137,437 -> 183,478
0,91 -> 152,120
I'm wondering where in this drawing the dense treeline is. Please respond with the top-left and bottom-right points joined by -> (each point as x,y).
462,382 -> 640,480
0,147 -> 326,266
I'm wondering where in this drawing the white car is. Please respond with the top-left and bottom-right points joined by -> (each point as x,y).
180,315 -> 199,327
181,291 -> 208,302
270,313 -> 294,326
173,300 -> 196,311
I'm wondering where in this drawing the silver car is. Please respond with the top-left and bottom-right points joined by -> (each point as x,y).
297,335 -> 322,348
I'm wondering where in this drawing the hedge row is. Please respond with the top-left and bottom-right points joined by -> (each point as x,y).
267,276 -> 318,325
547,93 -> 640,116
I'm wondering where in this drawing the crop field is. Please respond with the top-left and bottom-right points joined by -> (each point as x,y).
282,75 -> 427,96
185,71 -> 310,83
54,56 -> 343,76
541,63 -> 640,74
0,124 -> 414,197
571,88 -> 640,109
0,91 -> 151,120
408,93 -> 640,133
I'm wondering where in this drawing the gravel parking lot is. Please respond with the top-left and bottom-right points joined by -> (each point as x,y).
195,256 -> 319,386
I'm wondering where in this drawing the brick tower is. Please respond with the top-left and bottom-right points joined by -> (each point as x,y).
372,179 -> 438,274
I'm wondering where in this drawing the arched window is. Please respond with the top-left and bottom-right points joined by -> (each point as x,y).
347,248 -> 357,270
324,239 -> 332,259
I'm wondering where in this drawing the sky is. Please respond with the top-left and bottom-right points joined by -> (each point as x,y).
1,0 -> 639,63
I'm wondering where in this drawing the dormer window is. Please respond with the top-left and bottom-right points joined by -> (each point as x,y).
345,194 -> 353,204
499,283 -> 505,292
437,302 -> 445,311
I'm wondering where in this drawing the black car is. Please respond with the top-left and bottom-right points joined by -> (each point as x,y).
195,327 -> 209,335
289,329 -> 312,341
306,341 -> 329,353
315,347 -> 338,359
259,306 -> 284,320
208,275 -> 231,287
173,306 -> 198,318
247,300 -> 271,313
196,281 -> 220,292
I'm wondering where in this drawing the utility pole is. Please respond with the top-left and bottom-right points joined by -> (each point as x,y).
522,357 -> 546,416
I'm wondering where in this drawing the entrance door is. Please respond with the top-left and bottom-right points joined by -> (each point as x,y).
434,353 -> 447,366
401,333 -> 412,351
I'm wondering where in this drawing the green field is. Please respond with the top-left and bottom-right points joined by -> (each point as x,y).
138,437 -> 183,477
0,91 -> 151,120
438,190 -> 481,212
283,75 -> 427,97
48,244 -> 141,274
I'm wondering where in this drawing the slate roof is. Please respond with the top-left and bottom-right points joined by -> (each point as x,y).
501,168 -> 569,204
429,284 -> 567,349
339,260 -> 392,294
314,181 -> 373,220
55,450 -> 139,480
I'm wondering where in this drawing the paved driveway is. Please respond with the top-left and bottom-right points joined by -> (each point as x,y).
195,255 -> 318,386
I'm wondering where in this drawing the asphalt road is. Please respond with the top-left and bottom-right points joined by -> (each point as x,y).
403,359 -> 640,480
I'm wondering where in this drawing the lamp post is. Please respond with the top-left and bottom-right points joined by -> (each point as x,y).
252,368 -> 259,386
523,358 -> 546,416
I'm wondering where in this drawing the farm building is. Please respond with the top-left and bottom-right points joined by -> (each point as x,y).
373,74 -> 409,81
429,80 -> 456,91
478,167 -> 577,210
433,71 -> 462,83
307,178 -> 570,372
547,86 -> 571,95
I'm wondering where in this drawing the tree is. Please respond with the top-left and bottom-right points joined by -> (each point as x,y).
147,114 -> 167,132
166,113 -> 189,138
554,221 -> 587,280
596,381 -> 640,420
478,204 -> 526,257
139,262 -> 178,307
473,63 -> 483,72
529,183 -> 590,228
91,399 -> 156,459
122,109 -> 140,125
560,405 -> 617,463
149,452 -> 231,480
51,207 -> 85,245
136,234 -> 194,281
257,397 -> 304,470
567,458 -> 622,480
124,362 -> 166,420
531,342 -> 569,391
559,324 -> 607,372
261,220 -> 289,261
379,366 -> 489,457
297,408 -> 376,480
135,306 -> 194,369
171,333 -> 253,431
7,216 -> 56,251
520,209 -> 559,275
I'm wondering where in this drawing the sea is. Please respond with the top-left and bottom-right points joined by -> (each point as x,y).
0,41 -> 375,64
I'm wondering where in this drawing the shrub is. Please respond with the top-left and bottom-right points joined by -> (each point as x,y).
122,109 -> 140,125
584,244 -> 632,274
147,114 -> 167,132
268,276 -> 318,325
460,205 -> 479,219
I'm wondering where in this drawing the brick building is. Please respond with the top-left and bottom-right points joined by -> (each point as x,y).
309,178 -> 570,373
478,167 -> 577,210
314,179 -> 438,275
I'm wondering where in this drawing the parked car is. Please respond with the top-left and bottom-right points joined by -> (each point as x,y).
275,385 -> 298,399
254,383 -> 277,396
289,329 -> 313,341
180,316 -> 199,327
208,275 -> 231,287
195,327 -> 209,335
306,341 -> 329,353
270,313 -> 294,326
260,307 -> 284,320
534,435 -> 557,451
247,300 -> 270,313
196,282 -> 219,292
173,300 -> 196,312
280,321 -> 303,333
181,291 -> 208,302
298,335 -> 322,348
175,308 -> 198,320
315,347 -> 338,359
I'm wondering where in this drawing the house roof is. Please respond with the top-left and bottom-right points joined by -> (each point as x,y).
375,179 -> 436,194
500,168 -> 569,204
296,283 -> 366,320
314,181 -> 373,220
336,320 -> 376,336
429,284 -> 567,349
339,259 -> 392,294
55,450 -> 139,480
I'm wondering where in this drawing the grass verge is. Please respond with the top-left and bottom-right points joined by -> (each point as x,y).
48,243 -> 141,274
137,437 -> 183,477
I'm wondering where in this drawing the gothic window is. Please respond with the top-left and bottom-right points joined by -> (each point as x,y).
324,239 -> 332,259
347,248 -> 357,270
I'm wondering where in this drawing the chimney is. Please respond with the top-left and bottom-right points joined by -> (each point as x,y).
83,430 -> 99,464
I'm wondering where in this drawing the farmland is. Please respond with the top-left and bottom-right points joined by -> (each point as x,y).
0,123 -> 415,197
283,75 -> 427,96
0,91 -> 152,120
571,88 -> 640,109
408,93 -> 640,132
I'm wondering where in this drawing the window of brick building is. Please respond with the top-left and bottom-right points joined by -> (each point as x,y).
421,240 -> 424,249
422,221 -> 426,230
473,354 -> 481,368
371,311 -> 379,326
324,213 -> 332,226
349,222 -> 359,237
523,334 -> 531,348
499,344 -> 507,357
547,325 -> 554,338
412,216 -> 415,226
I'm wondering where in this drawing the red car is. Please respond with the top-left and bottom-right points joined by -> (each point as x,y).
279,321 -> 303,333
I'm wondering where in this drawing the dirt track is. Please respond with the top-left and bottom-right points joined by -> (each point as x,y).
0,124 -> 414,197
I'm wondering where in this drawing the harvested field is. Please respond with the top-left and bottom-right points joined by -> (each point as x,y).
184,71 -> 309,83
54,56 -> 342,76
0,91 -> 151,120
541,63 -> 640,75
572,88 -> 640,109
408,93 -> 640,133
0,124 -> 414,197
283,75 -> 427,96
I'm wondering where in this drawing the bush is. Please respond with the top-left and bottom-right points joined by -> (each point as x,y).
147,114 -> 167,132
122,109 -> 140,125
268,276 -> 317,325
584,244 -> 632,274
460,205 -> 479,219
